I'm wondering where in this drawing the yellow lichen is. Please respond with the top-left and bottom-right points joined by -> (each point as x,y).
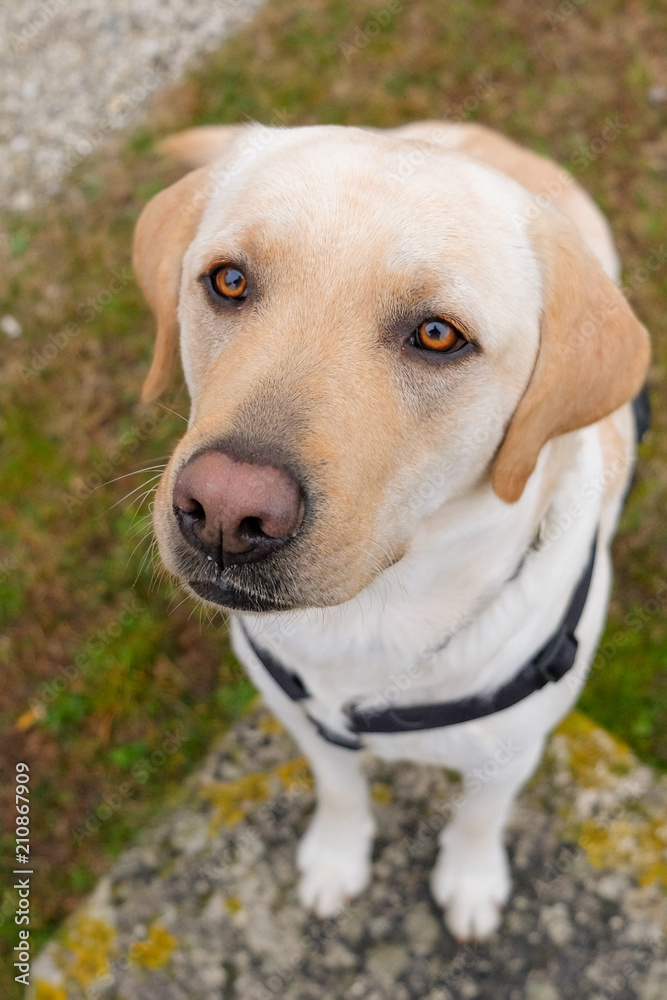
61,915 -> 116,987
129,924 -> 177,970
225,896 -> 242,913
371,782 -> 393,805
556,711 -> 636,789
34,982 -> 67,1000
276,757 -> 312,793
579,817 -> 667,889
258,714 -> 285,735
201,771 -> 271,827
556,712 -> 667,891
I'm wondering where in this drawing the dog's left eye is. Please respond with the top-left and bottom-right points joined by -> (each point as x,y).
210,265 -> 248,300
412,318 -> 468,354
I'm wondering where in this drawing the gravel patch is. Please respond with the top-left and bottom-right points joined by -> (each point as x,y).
0,0 -> 264,210
29,705 -> 667,1000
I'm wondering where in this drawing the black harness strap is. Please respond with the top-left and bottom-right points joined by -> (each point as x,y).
348,535 -> 596,736
240,536 -> 596,749
243,639 -> 310,703
633,384 -> 651,445
240,387 -> 648,750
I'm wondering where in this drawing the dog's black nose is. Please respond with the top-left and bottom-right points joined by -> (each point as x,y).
172,450 -> 305,568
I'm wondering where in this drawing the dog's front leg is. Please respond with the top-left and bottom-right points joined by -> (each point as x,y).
293,725 -> 375,918
431,736 -> 544,942
232,624 -> 376,915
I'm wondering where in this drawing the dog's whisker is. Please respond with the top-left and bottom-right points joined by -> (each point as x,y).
187,598 -> 204,626
126,528 -> 157,575
91,463 -> 168,490
133,543 -> 159,589
105,476 -> 163,513
136,535 -> 159,574
127,485 -> 160,515
155,401 -> 188,423
148,558 -> 169,596
169,591 -> 195,616
125,514 -> 154,540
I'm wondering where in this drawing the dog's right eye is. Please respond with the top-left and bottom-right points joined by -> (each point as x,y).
413,318 -> 468,354
210,265 -> 248,300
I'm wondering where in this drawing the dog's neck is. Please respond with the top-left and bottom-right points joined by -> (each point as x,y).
239,427 -> 604,707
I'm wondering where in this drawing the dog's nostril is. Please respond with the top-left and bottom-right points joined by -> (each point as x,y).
239,515 -> 268,541
172,500 -> 212,556
176,499 -> 205,524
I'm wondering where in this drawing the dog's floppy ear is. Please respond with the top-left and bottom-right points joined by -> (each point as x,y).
157,125 -> 242,168
491,207 -> 650,503
134,126 -> 247,402
133,167 -> 211,402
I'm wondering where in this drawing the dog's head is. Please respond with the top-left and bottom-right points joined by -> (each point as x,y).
133,124 -> 649,613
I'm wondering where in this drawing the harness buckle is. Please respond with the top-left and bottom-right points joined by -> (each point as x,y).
533,629 -> 579,687
305,712 -> 363,751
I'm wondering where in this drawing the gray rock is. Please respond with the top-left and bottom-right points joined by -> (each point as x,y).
366,942 -> 410,982
638,961 -> 667,1000
405,903 -> 442,953
524,978 -> 561,1000
595,872 -> 631,902
540,903 -> 573,946
28,706 -> 667,1000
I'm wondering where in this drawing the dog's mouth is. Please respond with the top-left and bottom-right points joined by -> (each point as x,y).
186,576 -> 298,613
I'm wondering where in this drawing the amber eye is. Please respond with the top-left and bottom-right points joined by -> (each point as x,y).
210,265 -> 248,300
414,318 -> 467,353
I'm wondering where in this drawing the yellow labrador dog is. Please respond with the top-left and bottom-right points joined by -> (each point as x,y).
133,121 -> 650,941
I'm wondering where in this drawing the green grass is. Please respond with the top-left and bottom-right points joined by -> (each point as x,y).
0,0 -> 666,995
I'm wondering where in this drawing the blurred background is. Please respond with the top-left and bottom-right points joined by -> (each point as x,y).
1,0 -> 666,994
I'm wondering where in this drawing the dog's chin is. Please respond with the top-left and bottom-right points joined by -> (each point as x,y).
186,578 -> 298,613
174,544 -> 404,614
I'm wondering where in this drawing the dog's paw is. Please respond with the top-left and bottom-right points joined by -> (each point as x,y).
296,812 -> 373,918
430,842 -> 510,941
